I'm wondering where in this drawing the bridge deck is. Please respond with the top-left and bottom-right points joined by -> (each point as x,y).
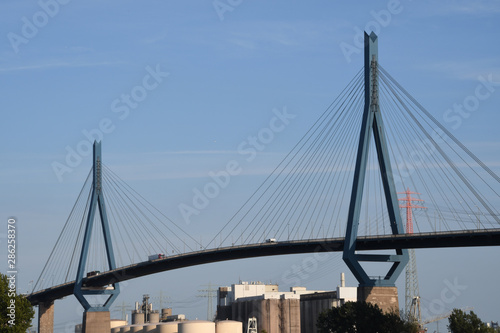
28,228 -> 500,305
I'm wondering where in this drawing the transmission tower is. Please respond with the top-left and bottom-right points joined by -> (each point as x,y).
198,282 -> 217,320
113,301 -> 132,321
151,290 -> 171,309
398,188 -> 426,323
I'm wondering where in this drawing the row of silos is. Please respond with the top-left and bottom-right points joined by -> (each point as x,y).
112,320 -> 242,333
132,310 -> 163,324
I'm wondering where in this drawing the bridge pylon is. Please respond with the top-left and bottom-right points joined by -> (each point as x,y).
73,141 -> 120,314
343,32 -> 409,287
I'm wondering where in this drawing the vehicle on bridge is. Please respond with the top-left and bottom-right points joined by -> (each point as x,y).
148,253 -> 166,261
86,270 -> 100,278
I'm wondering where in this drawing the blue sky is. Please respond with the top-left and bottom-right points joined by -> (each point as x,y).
1,0 -> 500,330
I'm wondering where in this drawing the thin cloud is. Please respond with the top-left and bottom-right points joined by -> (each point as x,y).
413,0 -> 500,17
445,1 -> 500,15
0,60 -> 127,72
416,59 -> 500,81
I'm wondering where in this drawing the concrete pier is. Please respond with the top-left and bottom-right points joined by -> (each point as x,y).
357,286 -> 399,314
38,301 -> 54,333
82,311 -> 111,333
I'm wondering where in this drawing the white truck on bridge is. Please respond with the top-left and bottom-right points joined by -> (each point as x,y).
148,253 -> 165,261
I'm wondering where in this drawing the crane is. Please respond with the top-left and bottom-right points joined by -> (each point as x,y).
421,307 -> 474,332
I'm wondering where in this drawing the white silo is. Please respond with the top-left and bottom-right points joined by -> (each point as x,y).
161,308 -> 172,321
129,324 -> 144,333
132,311 -> 145,325
178,320 -> 215,333
143,324 -> 157,333
156,322 -> 178,333
148,311 -> 160,323
215,320 -> 243,333
120,326 -> 131,333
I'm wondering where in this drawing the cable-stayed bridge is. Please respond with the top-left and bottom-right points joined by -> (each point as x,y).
27,33 -> 500,331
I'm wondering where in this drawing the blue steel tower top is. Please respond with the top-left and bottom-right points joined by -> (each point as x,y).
342,32 -> 409,287
73,141 -> 120,311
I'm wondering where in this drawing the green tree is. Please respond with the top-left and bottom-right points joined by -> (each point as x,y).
317,301 -> 419,333
0,273 -> 35,332
448,308 -> 494,333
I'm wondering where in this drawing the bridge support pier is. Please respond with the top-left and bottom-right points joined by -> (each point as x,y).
82,311 -> 111,333
357,286 -> 399,314
38,301 -> 54,333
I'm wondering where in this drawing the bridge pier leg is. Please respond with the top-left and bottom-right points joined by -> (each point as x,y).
82,311 -> 110,333
38,301 -> 54,333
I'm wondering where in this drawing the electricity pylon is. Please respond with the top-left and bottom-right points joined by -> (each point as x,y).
198,282 -> 217,320
398,188 -> 426,323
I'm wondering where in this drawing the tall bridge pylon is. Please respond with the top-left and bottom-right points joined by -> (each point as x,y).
343,32 -> 409,287
73,141 -> 120,312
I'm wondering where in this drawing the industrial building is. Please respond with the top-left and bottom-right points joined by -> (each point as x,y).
74,274 -> 399,333
216,274 -> 360,333
75,293 -> 245,333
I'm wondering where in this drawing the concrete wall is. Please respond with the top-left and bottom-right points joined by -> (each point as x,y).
229,298 -> 300,333
216,305 -> 232,321
279,299 -> 300,333
300,291 -> 338,333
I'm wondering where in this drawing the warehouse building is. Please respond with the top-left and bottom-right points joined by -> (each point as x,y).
216,275 -> 359,333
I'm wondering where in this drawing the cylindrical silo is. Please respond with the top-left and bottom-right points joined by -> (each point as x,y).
143,324 -> 157,333
215,320 -> 243,333
132,311 -> 145,325
111,328 -> 120,333
148,311 -> 160,323
129,324 -> 144,333
161,308 -> 172,321
178,320 -> 215,333
156,322 -> 178,333
120,326 -> 131,333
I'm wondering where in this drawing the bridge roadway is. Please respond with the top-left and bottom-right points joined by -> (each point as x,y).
28,228 -> 500,306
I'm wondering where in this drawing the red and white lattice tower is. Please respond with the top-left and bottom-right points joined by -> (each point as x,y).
398,188 -> 426,324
